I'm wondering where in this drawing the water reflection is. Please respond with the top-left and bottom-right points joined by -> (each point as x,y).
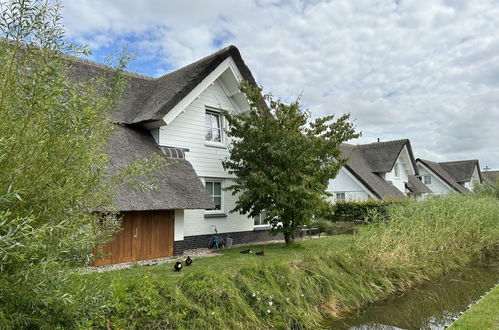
327,264 -> 499,330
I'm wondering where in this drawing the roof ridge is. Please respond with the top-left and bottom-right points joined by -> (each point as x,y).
357,138 -> 408,148
439,159 -> 478,165
65,54 -> 155,80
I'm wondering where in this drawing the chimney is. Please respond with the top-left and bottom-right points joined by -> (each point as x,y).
377,138 -> 380,143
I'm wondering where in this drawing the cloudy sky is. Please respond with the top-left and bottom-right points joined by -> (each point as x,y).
62,0 -> 499,169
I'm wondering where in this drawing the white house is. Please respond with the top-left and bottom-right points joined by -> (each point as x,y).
72,46 -> 277,265
327,139 -> 431,202
416,159 -> 483,195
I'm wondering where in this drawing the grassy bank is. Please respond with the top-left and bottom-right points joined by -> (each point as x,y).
46,195 -> 499,328
449,283 -> 499,329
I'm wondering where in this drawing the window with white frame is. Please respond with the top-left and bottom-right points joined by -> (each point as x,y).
253,211 -> 269,226
336,193 -> 346,202
422,175 -> 431,184
394,163 -> 400,178
205,110 -> 222,143
205,180 -> 222,211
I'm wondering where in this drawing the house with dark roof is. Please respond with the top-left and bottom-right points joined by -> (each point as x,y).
327,139 -> 431,202
416,159 -> 483,195
72,46 -> 281,266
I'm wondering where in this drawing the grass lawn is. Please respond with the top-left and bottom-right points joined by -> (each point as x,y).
450,283 -> 499,330
82,233 -> 357,288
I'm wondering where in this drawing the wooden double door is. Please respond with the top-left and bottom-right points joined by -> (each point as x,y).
93,210 -> 174,266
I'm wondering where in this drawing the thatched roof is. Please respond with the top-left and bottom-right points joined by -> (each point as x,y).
107,125 -> 214,211
68,45 -> 257,124
482,170 -> 499,184
417,159 -> 470,194
439,160 -> 482,183
340,140 -> 418,200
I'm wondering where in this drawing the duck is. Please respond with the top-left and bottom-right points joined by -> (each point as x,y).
174,261 -> 182,272
256,250 -> 265,256
240,249 -> 252,254
185,256 -> 192,266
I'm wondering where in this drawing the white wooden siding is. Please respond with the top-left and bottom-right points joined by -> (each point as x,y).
327,168 -> 371,202
158,77 -> 255,236
417,163 -> 453,195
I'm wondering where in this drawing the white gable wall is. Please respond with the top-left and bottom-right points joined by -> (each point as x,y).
465,165 -> 481,191
384,145 -> 413,195
417,163 -> 453,195
326,167 -> 375,202
158,77 -> 255,236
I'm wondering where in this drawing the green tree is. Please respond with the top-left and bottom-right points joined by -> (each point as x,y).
0,0 -> 159,327
222,83 -> 360,245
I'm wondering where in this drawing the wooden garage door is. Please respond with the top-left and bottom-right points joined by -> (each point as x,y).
93,210 -> 174,266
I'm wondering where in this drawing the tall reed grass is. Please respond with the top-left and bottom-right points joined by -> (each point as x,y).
57,195 -> 499,328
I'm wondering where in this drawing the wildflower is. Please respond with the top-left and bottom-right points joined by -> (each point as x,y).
252,292 -> 256,297
267,309 -> 271,314
268,301 -> 273,306
300,294 -> 304,297
211,311 -> 215,315
286,283 -> 290,286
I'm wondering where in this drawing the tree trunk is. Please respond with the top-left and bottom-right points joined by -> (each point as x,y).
284,232 -> 295,245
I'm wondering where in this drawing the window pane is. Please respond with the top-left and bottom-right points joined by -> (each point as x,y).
205,113 -> 211,128
212,113 -> 221,129
213,182 -> 221,195
254,215 -> 260,226
205,182 -> 213,194
205,129 -> 213,141
212,128 -> 221,142
213,197 -> 221,210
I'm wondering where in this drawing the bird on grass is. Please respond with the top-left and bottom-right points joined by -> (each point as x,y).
240,249 -> 252,254
256,250 -> 265,256
185,256 -> 192,266
174,261 -> 182,272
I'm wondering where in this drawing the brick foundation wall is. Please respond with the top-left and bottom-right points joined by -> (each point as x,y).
173,229 -> 284,255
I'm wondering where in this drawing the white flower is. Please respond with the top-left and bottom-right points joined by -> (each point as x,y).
286,283 -> 290,286
300,294 -> 304,297
267,309 -> 271,314
268,301 -> 273,306
252,292 -> 256,297
211,311 -> 215,315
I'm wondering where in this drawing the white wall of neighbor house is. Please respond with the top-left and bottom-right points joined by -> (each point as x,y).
326,168 -> 372,202
464,166 -> 481,191
417,163 -> 453,195
174,210 -> 184,241
158,75 -> 260,237
384,146 -> 413,194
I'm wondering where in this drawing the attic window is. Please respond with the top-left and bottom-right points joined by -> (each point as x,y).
394,163 -> 400,178
422,175 -> 431,184
205,110 -> 222,143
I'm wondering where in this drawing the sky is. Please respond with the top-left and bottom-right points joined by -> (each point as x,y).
62,0 -> 499,169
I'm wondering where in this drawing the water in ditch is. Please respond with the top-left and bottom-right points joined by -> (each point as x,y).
327,264 -> 499,330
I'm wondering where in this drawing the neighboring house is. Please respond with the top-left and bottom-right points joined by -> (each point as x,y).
482,170 -> 499,185
416,159 -> 483,195
71,46 -> 279,265
327,139 -> 431,202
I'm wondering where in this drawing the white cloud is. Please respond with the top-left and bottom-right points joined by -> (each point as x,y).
62,0 -> 499,168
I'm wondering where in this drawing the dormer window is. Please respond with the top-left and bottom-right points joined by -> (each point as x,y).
394,163 -> 400,178
205,110 -> 222,143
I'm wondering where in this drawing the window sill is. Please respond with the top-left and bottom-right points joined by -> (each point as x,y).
205,141 -> 226,149
204,213 -> 228,219
254,225 -> 271,231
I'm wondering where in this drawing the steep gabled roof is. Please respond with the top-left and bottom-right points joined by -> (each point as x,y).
406,175 -> 432,194
417,159 -> 470,194
341,142 -> 410,200
482,170 -> 499,184
107,125 -> 214,211
356,139 -> 415,174
69,45 -> 257,124
439,159 -> 482,183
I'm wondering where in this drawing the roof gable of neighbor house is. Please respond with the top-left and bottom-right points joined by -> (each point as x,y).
340,140 -> 416,200
482,170 -> 499,184
107,125 -> 214,211
417,159 -> 470,194
439,159 -> 482,184
68,45 -> 257,125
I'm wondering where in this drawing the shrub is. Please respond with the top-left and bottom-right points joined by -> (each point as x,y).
325,200 -> 406,223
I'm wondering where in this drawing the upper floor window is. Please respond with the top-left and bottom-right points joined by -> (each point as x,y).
253,211 -> 269,226
205,180 -> 222,211
336,192 -> 346,202
394,163 -> 400,178
422,175 -> 431,185
205,110 -> 222,143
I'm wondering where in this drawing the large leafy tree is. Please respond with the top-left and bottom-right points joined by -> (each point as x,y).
223,83 -> 360,245
0,0 -> 160,327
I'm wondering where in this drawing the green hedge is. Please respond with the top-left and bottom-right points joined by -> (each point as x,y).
325,200 -> 406,223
